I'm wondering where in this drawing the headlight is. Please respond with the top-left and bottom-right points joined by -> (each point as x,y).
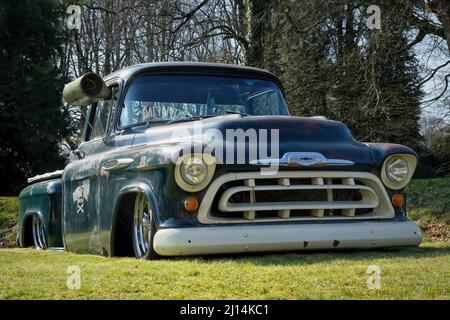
175,153 -> 216,192
180,155 -> 208,185
385,157 -> 409,183
381,154 -> 417,190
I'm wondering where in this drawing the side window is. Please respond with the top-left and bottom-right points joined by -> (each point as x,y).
88,85 -> 118,141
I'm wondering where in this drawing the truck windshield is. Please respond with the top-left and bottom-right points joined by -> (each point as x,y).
119,74 -> 289,128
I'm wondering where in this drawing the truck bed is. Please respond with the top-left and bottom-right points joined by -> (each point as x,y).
18,175 -> 64,249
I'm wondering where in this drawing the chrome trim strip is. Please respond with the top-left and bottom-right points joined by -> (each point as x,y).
250,152 -> 354,167
27,170 -> 64,184
101,158 -> 134,171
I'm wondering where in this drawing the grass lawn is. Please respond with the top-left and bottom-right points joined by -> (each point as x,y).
0,243 -> 449,300
406,178 -> 450,242
0,178 -> 449,300
0,197 -> 18,248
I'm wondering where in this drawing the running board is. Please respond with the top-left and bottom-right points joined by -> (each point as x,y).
47,247 -> 65,252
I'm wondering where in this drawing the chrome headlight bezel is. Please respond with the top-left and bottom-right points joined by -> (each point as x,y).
381,154 -> 417,190
385,157 -> 409,183
174,153 -> 216,192
180,155 -> 208,186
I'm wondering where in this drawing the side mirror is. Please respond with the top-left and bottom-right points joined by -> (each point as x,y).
63,72 -> 110,106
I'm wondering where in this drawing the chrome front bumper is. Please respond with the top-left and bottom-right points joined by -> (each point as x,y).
153,221 -> 422,256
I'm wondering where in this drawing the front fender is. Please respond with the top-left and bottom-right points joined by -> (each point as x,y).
366,143 -> 418,216
116,182 -> 161,223
366,143 -> 417,170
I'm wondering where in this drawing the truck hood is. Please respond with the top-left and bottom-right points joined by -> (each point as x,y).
130,115 -> 373,167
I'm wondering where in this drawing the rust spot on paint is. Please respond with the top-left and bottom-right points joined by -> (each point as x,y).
303,241 -> 309,248
333,240 -> 340,247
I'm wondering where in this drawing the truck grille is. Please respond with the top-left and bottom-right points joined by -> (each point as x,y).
198,171 -> 394,224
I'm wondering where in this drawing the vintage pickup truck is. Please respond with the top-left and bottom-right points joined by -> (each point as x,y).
18,62 -> 422,259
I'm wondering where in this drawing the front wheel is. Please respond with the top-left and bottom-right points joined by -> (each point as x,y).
32,215 -> 47,249
132,193 -> 159,260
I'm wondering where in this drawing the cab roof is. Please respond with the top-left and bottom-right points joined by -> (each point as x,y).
103,62 -> 284,91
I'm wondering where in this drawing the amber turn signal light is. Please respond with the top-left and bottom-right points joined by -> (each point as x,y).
391,194 -> 404,208
184,197 -> 199,213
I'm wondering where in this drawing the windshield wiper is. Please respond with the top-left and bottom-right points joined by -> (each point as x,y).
167,111 -> 248,125
156,111 -> 248,126
225,110 -> 248,116
119,120 -> 167,133
121,111 -> 249,131
166,115 -> 217,125
144,120 -> 170,129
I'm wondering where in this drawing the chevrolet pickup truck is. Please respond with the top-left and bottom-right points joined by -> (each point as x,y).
18,62 -> 422,259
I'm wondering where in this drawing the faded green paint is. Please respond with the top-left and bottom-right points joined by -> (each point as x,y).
18,179 -> 63,248
18,63 -> 419,257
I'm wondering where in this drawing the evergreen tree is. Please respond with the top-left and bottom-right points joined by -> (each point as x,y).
361,3 -> 422,148
0,0 -> 74,195
273,1 -> 422,148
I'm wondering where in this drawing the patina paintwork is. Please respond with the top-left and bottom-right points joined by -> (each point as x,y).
19,179 -> 63,248
18,62 -> 422,257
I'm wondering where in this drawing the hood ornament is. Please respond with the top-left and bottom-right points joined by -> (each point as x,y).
250,152 -> 354,167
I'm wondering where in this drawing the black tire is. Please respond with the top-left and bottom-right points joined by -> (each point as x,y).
131,193 -> 159,260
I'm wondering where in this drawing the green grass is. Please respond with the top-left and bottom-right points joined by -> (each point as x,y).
0,197 -> 18,247
406,178 -> 450,242
406,178 -> 450,217
0,178 -> 449,299
0,244 -> 449,299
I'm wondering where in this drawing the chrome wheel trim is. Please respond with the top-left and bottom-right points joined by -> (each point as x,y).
132,194 -> 152,258
32,215 -> 46,249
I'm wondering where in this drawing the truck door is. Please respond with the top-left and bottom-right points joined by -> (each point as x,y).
63,83 -> 119,254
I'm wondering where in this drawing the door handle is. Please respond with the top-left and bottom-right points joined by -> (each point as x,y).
101,158 -> 134,171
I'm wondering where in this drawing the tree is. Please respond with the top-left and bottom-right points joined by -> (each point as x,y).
419,0 -> 450,52
359,2 -> 423,147
0,0 -> 75,195
429,125 -> 450,176
420,117 -> 450,176
272,1 -> 423,148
